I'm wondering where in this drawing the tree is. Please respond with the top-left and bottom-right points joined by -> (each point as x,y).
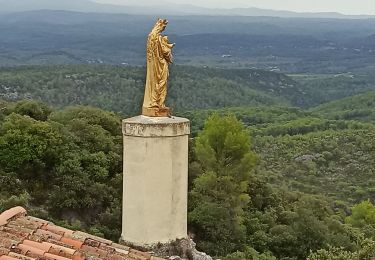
345,200 -> 375,239
0,113 -> 62,176
13,100 -> 52,121
188,114 -> 258,256
307,240 -> 375,260
346,200 -> 375,229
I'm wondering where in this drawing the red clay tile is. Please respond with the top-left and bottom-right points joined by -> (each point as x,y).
11,217 -> 41,230
26,216 -> 51,226
35,229 -> 63,241
44,253 -> 71,260
42,225 -> 73,237
113,248 -> 129,256
60,237 -> 83,249
8,252 -> 35,260
23,240 -> 52,252
0,207 -> 27,226
72,231 -> 113,245
5,225 -> 34,239
112,243 -> 130,251
98,243 -> 116,254
128,249 -> 152,260
108,255 -> 127,260
0,255 -> 18,260
72,251 -> 85,260
46,243 -> 76,256
72,254 -> 85,260
77,248 -> 99,258
44,240 -> 71,251
48,247 -> 65,258
83,238 -> 100,248
0,237 -> 19,249
28,233 -> 44,243
0,247 -> 10,256
0,230 -> 24,243
81,244 -> 108,258
18,243 -> 45,256
112,243 -> 130,255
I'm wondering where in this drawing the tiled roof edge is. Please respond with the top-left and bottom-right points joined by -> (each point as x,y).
0,206 -> 27,226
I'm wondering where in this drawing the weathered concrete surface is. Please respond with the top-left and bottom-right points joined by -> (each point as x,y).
121,116 -> 190,246
122,116 -> 190,137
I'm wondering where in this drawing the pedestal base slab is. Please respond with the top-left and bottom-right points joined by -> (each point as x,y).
142,107 -> 171,117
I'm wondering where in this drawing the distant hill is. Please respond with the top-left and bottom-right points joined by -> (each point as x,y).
312,91 -> 375,121
0,65 -> 304,116
0,0 -> 374,18
1,10 -> 375,73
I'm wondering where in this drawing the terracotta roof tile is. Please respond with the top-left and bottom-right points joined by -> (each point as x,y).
0,237 -> 18,249
0,207 -> 163,260
112,243 -> 130,251
128,249 -> 152,260
11,218 -> 42,231
0,229 -> 24,243
59,237 -> 83,250
0,247 -> 10,256
44,252 -> 72,260
81,244 -> 109,258
18,243 -> 46,256
73,231 -> 113,245
23,240 -> 52,252
42,225 -> 74,237
47,242 -> 76,257
0,255 -> 18,260
35,229 -> 63,241
71,254 -> 85,260
26,216 -> 51,226
7,252 -> 35,259
0,207 -> 27,226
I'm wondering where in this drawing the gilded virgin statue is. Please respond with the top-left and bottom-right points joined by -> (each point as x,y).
142,18 -> 175,117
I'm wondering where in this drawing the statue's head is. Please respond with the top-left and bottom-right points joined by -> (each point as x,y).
154,18 -> 168,32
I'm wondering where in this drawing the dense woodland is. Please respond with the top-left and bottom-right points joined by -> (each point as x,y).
1,90 -> 374,259
1,65 -> 375,116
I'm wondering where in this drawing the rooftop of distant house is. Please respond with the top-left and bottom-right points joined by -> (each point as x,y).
0,206 -> 163,260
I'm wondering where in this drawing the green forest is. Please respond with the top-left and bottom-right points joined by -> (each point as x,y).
1,79 -> 374,259
1,65 -> 375,116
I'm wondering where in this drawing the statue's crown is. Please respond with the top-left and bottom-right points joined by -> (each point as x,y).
157,18 -> 168,25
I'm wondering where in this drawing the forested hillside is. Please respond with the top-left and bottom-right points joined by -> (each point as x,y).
312,91 -> 375,121
1,98 -> 374,259
289,74 -> 375,107
0,65 -> 302,115
2,65 -> 374,116
181,106 -> 375,204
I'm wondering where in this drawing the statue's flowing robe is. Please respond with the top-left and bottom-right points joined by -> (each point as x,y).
143,29 -> 172,109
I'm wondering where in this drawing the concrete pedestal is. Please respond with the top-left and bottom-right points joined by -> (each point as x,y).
121,115 -> 190,246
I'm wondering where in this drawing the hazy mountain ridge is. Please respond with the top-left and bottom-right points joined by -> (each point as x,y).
0,0 -> 374,18
1,10 -> 375,73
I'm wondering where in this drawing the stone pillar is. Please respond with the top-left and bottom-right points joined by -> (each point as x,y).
121,116 -> 190,246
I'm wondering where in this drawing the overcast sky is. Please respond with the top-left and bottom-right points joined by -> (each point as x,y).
95,0 -> 375,15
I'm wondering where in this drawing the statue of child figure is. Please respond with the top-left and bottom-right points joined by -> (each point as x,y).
161,36 -> 175,64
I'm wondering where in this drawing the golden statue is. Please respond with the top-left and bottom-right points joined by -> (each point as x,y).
142,18 -> 175,117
